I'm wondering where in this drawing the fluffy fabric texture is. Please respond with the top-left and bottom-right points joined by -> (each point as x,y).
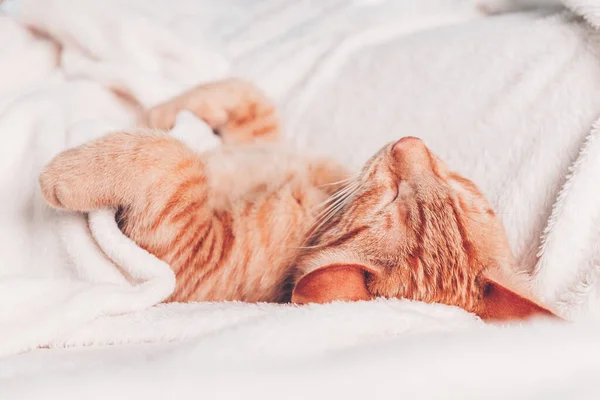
3,0 -> 600,396
4,302 -> 600,400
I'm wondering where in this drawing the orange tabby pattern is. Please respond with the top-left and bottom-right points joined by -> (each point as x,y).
39,79 -> 556,321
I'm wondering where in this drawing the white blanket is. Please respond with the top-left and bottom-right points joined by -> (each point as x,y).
4,305 -> 600,400
3,0 -> 600,397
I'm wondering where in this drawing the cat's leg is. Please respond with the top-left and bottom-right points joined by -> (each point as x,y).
40,130 -> 244,302
39,131 -> 213,233
144,78 -> 280,145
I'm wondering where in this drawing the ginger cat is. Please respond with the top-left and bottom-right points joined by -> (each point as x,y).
39,79 -> 555,322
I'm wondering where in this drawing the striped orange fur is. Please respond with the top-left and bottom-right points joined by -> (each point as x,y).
39,80 -> 556,321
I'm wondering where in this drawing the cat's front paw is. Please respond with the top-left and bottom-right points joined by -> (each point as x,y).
39,148 -> 94,211
144,93 -> 228,132
143,104 -> 178,131
39,164 -> 64,209
143,79 -> 280,145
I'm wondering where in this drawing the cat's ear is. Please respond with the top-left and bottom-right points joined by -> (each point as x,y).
291,264 -> 377,305
478,278 -> 557,322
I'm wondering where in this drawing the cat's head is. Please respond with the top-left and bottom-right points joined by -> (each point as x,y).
293,137 -> 555,322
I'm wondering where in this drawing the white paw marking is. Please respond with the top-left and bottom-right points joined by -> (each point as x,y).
170,110 -> 221,153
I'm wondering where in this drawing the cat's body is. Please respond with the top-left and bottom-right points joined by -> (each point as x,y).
41,79 -> 347,303
129,143 -> 346,303
40,79 -> 556,321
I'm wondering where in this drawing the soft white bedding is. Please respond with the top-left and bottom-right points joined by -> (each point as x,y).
3,310 -> 600,400
3,0 -> 600,398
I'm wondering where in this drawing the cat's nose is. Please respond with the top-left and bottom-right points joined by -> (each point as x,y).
393,136 -> 424,150
391,136 -> 430,174
392,136 -> 427,158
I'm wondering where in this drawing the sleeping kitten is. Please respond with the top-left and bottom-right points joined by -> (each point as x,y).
39,79 -> 555,322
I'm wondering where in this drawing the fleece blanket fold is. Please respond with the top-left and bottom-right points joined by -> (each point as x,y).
3,1 -> 600,395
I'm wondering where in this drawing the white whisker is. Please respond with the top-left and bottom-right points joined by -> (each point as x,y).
313,187 -> 357,221
313,181 -> 359,211
317,174 -> 359,188
305,182 -> 362,242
